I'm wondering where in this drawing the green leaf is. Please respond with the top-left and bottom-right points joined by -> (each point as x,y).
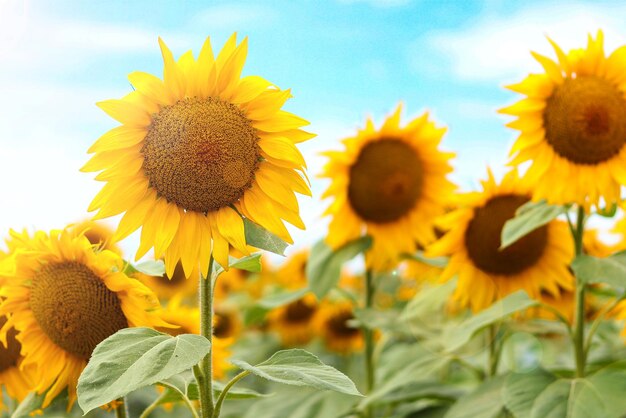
402,251 -> 448,268
597,203 -> 618,218
503,369 -> 556,418
244,218 -> 289,256
585,362 -> 626,418
77,327 -> 210,414
307,236 -> 372,299
444,375 -> 507,418
122,259 -> 166,277
215,253 -> 263,275
11,392 -> 46,418
256,288 -> 309,309
360,351 -> 449,409
530,379 -> 606,418
400,280 -> 457,323
445,291 -> 537,352
231,349 -> 362,396
372,381 -> 461,407
500,200 -> 563,249
571,252 -> 626,289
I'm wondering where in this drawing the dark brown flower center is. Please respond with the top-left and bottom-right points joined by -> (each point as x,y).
142,97 -> 260,213
348,139 -> 423,223
544,76 -> 626,165
30,261 -> 128,360
213,310 -> 233,339
0,316 -> 22,372
284,299 -> 316,323
327,311 -> 360,337
464,195 -> 548,276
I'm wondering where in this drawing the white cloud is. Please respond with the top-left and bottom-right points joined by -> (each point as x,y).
418,2 -> 626,82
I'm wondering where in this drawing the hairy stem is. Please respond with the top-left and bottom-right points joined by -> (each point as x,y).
197,256 -> 215,418
364,269 -> 376,418
572,206 -> 586,378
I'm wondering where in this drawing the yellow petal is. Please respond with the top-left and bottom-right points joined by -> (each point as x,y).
97,99 -> 151,127
259,136 -> 306,168
128,71 -> 172,106
158,37 -> 186,100
88,126 -> 147,154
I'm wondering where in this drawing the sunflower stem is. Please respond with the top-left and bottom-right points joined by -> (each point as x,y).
364,269 -> 376,418
487,325 -> 499,377
572,206 -> 586,378
213,370 -> 250,418
197,256 -> 215,418
139,392 -> 166,418
115,398 -> 128,418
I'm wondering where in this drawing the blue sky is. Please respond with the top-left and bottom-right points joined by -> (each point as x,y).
1,0 -> 625,256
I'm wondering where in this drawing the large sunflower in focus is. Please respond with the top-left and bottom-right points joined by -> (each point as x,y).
0,229 -> 166,406
82,34 -> 313,276
427,170 -> 574,312
500,31 -> 626,209
321,105 -> 455,271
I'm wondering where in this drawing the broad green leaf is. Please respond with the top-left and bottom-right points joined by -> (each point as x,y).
586,362 -> 626,418
244,218 -> 288,256
231,349 -> 361,396
402,251 -> 448,268
373,381 -> 462,407
11,392 -> 46,418
501,200 -> 563,249
214,253 -> 263,275
445,291 -> 537,352
444,375 -> 507,418
77,328 -> 210,414
360,352 -> 450,408
123,259 -> 166,277
530,379 -> 605,418
256,288 -> 309,309
307,236 -> 372,299
571,252 -> 626,289
503,369 -> 556,418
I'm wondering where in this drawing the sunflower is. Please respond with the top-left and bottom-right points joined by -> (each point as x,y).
427,169 -> 574,312
0,229 -> 166,407
157,298 -> 231,380
69,219 -> 121,254
500,30 -> 626,210
82,34 -> 313,276
321,105 -> 455,271
267,293 -> 318,346
0,255 -> 34,409
274,249 -> 309,290
213,304 -> 242,344
314,300 -> 363,354
136,261 -> 198,301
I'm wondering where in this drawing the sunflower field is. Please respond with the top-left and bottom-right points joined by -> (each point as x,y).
5,3 -> 626,418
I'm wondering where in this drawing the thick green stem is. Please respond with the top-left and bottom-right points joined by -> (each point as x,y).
364,269 -> 376,418
115,398 -> 128,418
213,371 -> 250,418
197,256 -> 215,418
488,325 -> 499,377
572,206 -> 586,378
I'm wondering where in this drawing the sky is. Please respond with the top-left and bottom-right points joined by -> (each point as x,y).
1,0 -> 625,258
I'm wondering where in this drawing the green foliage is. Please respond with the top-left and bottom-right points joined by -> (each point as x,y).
158,373 -> 267,406
500,200 -> 564,249
571,251 -> 626,289
444,375 -> 507,418
243,218 -> 289,256
231,349 -> 362,396
77,328 -> 210,414
123,259 -> 166,276
445,291 -> 538,352
307,236 -> 372,299
503,369 -> 557,418
214,253 -> 263,275
10,392 -> 46,418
